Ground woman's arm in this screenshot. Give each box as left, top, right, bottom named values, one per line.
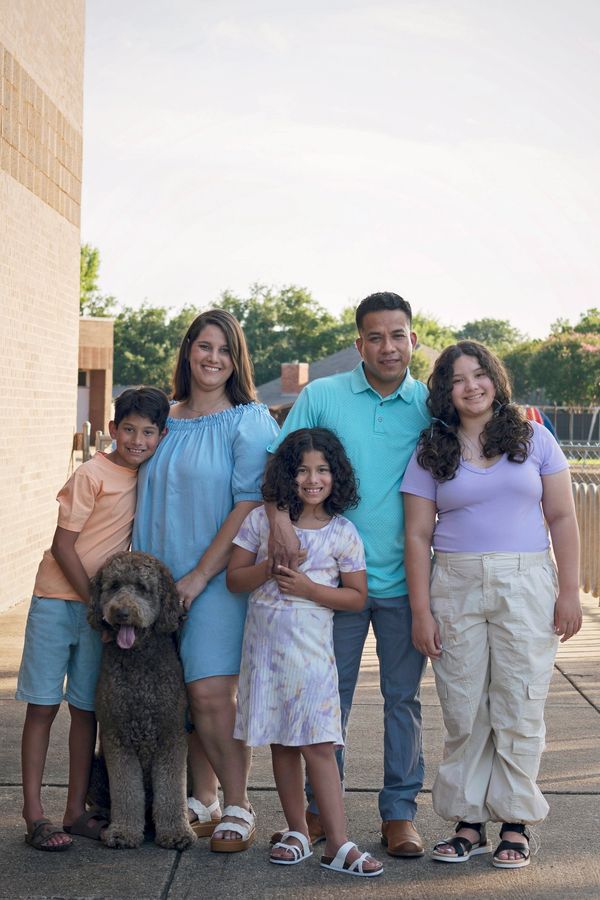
left=541, top=469, right=582, bottom=643
left=226, top=544, right=270, bottom=593
left=176, top=500, right=261, bottom=609
left=273, top=566, right=367, bottom=611
left=402, top=494, right=441, bottom=659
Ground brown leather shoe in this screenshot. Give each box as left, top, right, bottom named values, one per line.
left=381, top=819, right=425, bottom=857
left=270, top=809, right=326, bottom=846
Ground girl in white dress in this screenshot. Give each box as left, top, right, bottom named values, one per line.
left=227, top=427, right=383, bottom=877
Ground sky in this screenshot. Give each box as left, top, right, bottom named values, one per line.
left=81, top=0, right=600, bottom=339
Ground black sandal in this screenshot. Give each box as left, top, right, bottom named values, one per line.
left=492, top=822, right=531, bottom=869
left=432, top=821, right=491, bottom=863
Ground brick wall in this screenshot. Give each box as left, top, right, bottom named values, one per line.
left=0, top=1, right=84, bottom=611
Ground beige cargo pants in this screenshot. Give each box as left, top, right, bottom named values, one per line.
left=430, top=550, right=559, bottom=825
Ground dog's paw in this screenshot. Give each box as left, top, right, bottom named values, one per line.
left=102, top=823, right=144, bottom=849
left=155, top=824, right=197, bottom=851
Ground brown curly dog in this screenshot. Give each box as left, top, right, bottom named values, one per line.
left=88, top=551, right=196, bottom=850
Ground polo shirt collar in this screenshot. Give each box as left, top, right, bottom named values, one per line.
left=350, top=362, right=418, bottom=402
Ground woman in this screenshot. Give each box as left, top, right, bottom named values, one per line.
left=133, top=309, right=279, bottom=852
left=401, top=341, right=581, bottom=869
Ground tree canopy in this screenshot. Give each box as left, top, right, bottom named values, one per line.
left=456, top=317, right=526, bottom=354
left=218, top=284, right=356, bottom=385
left=80, top=244, right=116, bottom=316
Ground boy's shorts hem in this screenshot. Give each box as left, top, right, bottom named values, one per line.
left=14, top=688, right=96, bottom=712
left=16, top=595, right=102, bottom=712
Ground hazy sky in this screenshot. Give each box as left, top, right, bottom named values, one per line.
left=82, top=0, right=600, bottom=338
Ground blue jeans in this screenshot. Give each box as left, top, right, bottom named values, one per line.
left=306, top=594, right=426, bottom=821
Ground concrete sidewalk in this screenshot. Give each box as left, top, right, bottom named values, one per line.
left=1, top=594, right=599, bottom=899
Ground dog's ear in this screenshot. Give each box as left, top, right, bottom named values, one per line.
left=87, top=568, right=105, bottom=631
left=155, top=558, right=182, bottom=633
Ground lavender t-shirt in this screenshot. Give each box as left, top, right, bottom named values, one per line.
left=400, top=421, right=568, bottom=552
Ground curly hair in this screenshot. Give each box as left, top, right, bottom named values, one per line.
left=263, top=428, right=360, bottom=522
left=417, top=340, right=533, bottom=481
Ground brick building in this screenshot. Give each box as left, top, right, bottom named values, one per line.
left=0, top=1, right=85, bottom=611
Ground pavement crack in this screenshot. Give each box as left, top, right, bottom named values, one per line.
left=554, top=662, right=600, bottom=713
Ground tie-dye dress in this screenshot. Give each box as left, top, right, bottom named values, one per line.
left=233, top=505, right=366, bottom=747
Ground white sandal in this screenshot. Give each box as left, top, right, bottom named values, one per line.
left=270, top=830, right=313, bottom=866
left=210, top=805, right=256, bottom=853
left=320, top=841, right=384, bottom=877
left=187, top=797, right=221, bottom=837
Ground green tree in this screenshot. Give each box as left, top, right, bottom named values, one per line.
left=502, top=341, right=542, bottom=401
left=80, top=244, right=116, bottom=316
left=412, top=313, right=456, bottom=350
left=113, top=304, right=196, bottom=392
left=219, top=284, right=356, bottom=384
left=456, top=318, right=526, bottom=354
left=533, top=333, right=600, bottom=404
left=551, top=307, right=600, bottom=335
left=505, top=333, right=600, bottom=404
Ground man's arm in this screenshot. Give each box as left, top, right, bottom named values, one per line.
left=266, top=385, right=319, bottom=570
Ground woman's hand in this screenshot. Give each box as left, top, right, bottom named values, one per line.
left=411, top=609, right=442, bottom=659
left=176, top=570, right=209, bottom=611
left=553, top=589, right=583, bottom=642
left=274, top=564, right=313, bottom=600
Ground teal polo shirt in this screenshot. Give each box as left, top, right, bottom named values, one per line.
left=270, top=363, right=430, bottom=598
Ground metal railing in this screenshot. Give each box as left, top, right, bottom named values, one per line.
left=567, top=443, right=600, bottom=599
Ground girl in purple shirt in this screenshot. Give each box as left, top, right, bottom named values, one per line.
left=401, top=341, right=581, bottom=870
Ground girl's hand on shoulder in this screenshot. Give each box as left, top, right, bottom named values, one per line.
left=554, top=589, right=583, bottom=642
left=274, top=564, right=312, bottom=600
left=411, top=609, right=442, bottom=659
left=176, top=570, right=209, bottom=611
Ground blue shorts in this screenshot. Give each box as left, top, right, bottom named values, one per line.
left=15, top=596, right=103, bottom=711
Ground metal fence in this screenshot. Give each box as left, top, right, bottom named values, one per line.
left=538, top=406, right=600, bottom=442
left=566, top=442, right=600, bottom=599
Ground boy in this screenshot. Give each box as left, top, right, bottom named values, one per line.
left=16, top=387, right=169, bottom=851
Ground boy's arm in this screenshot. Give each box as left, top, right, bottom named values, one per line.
left=51, top=526, right=91, bottom=603
left=226, top=544, right=270, bottom=593
left=273, top=565, right=367, bottom=611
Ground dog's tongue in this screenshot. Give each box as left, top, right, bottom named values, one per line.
left=116, top=625, right=136, bottom=649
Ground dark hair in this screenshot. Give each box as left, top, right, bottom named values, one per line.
left=355, top=292, right=412, bottom=331
left=113, top=387, right=170, bottom=431
left=263, top=428, right=359, bottom=522
left=172, top=309, right=257, bottom=406
left=417, top=340, right=533, bottom=481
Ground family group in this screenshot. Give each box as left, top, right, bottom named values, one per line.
left=16, top=292, right=582, bottom=878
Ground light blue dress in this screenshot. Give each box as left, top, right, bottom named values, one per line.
left=132, top=403, right=279, bottom=682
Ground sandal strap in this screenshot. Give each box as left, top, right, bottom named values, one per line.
left=272, top=830, right=311, bottom=859
left=456, top=820, right=483, bottom=835
left=330, top=840, right=358, bottom=869
left=500, top=822, right=529, bottom=840
left=220, top=804, right=255, bottom=826
left=348, top=851, right=370, bottom=874
left=212, top=804, right=256, bottom=840
left=494, top=839, right=530, bottom=859
left=277, top=831, right=310, bottom=854
left=187, top=796, right=221, bottom=823
left=434, top=835, right=473, bottom=857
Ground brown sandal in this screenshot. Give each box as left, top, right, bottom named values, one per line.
left=25, top=818, right=72, bottom=852
left=63, top=809, right=109, bottom=840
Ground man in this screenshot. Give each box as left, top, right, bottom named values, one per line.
left=268, top=291, right=430, bottom=857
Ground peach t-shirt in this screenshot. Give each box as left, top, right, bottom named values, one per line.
left=33, top=452, right=137, bottom=602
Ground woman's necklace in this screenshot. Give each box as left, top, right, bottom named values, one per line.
left=458, top=428, right=484, bottom=460
left=184, top=396, right=230, bottom=416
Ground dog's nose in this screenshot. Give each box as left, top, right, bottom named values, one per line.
left=115, top=609, right=130, bottom=623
